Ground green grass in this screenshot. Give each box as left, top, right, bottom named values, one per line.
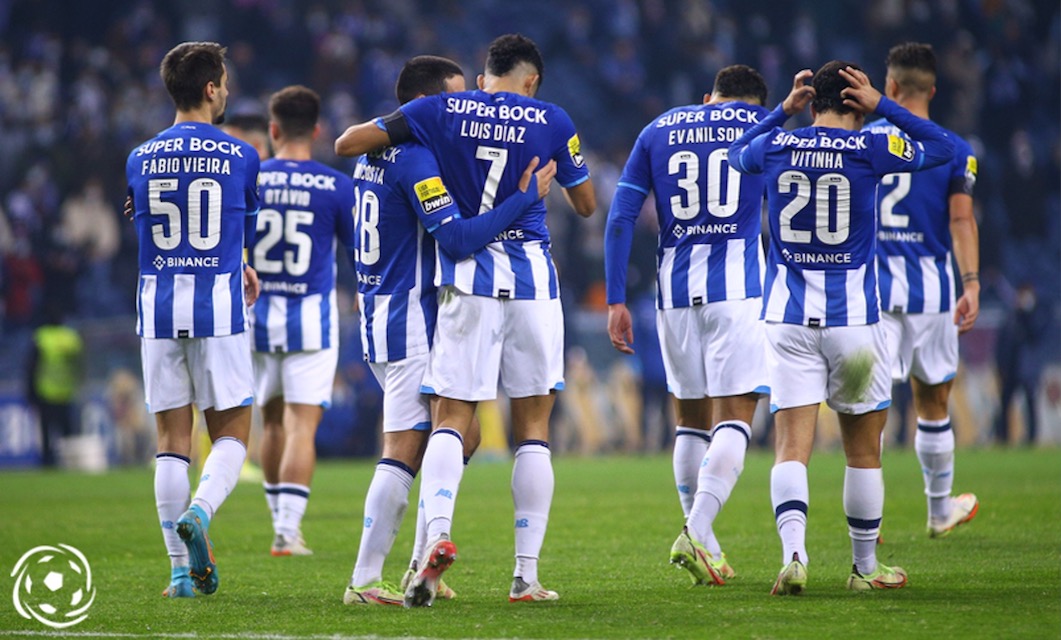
left=1, top=448, right=1059, bottom=638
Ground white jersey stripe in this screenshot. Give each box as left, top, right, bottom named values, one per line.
left=527, top=242, right=552, bottom=299
left=173, top=274, right=195, bottom=336
left=943, top=251, right=955, bottom=309
left=267, top=296, right=288, bottom=351
left=687, top=244, right=710, bottom=303
left=802, top=270, right=828, bottom=324
left=492, top=247, right=516, bottom=296
left=371, top=294, right=391, bottom=361
left=724, top=238, right=746, bottom=298
left=920, top=256, right=942, bottom=313
left=887, top=255, right=908, bottom=310
left=659, top=247, right=676, bottom=307
left=301, top=293, right=324, bottom=351
left=212, top=273, right=233, bottom=336
left=454, top=256, right=476, bottom=293
left=846, top=266, right=868, bottom=324
left=357, top=292, right=369, bottom=357
left=765, top=264, right=790, bottom=320
left=140, top=275, right=156, bottom=338
left=328, top=288, right=339, bottom=350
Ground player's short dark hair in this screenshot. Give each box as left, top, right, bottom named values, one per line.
left=224, top=113, right=269, bottom=136
left=812, top=60, right=863, bottom=116
left=396, top=55, right=464, bottom=105
left=485, top=34, right=544, bottom=87
left=160, top=42, right=226, bottom=112
left=269, top=85, right=320, bottom=139
left=713, top=65, right=767, bottom=106
left=886, top=42, right=936, bottom=94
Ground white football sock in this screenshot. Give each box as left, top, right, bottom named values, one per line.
left=512, top=441, right=553, bottom=585
left=276, top=483, right=310, bottom=539
left=351, top=459, right=413, bottom=587
left=409, top=494, right=426, bottom=569
left=420, top=429, right=465, bottom=543
left=190, top=436, right=246, bottom=521
left=771, top=460, right=809, bottom=567
left=155, top=453, right=190, bottom=569
left=915, top=418, right=955, bottom=522
left=687, top=421, right=749, bottom=557
left=673, top=426, right=710, bottom=518
left=844, top=466, right=884, bottom=575
left=263, top=482, right=280, bottom=525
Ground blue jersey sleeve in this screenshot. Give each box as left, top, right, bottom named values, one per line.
left=869, top=97, right=955, bottom=175
left=396, top=94, right=443, bottom=147
left=604, top=186, right=649, bottom=305
left=616, top=126, right=652, bottom=195
left=548, top=106, right=591, bottom=188
left=400, top=146, right=536, bottom=261
left=949, top=137, right=977, bottom=197
left=335, top=174, right=357, bottom=253
left=243, top=152, right=261, bottom=248
left=729, top=104, right=789, bottom=175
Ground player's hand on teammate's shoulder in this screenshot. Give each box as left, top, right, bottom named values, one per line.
left=243, top=264, right=260, bottom=306
left=607, top=303, right=635, bottom=355
left=782, top=70, right=816, bottom=117
left=519, top=156, right=557, bottom=201
left=839, top=66, right=882, bottom=114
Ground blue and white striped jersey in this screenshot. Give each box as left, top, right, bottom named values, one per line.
left=127, top=122, right=260, bottom=339
left=249, top=159, right=356, bottom=352
left=865, top=119, right=977, bottom=315
left=384, top=90, right=591, bottom=300
left=353, top=143, right=454, bottom=363
left=606, top=101, right=768, bottom=309
left=729, top=98, right=955, bottom=327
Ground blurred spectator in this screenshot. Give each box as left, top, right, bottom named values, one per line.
left=26, top=304, right=84, bottom=466
left=994, top=283, right=1051, bottom=445
left=59, top=177, right=120, bottom=317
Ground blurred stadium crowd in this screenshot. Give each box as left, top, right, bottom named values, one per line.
left=0, top=0, right=1057, bottom=464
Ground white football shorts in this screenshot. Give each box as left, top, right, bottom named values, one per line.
left=253, top=347, right=338, bottom=408
left=881, top=311, right=959, bottom=385
left=765, top=321, right=891, bottom=415
left=141, top=333, right=254, bottom=413
left=370, top=353, right=431, bottom=433
left=422, top=288, right=564, bottom=402
left=656, top=298, right=770, bottom=399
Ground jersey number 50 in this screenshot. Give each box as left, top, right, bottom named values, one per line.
left=148, top=178, right=221, bottom=250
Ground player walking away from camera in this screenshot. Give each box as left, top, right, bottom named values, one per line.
left=127, top=42, right=262, bottom=598
left=342, top=55, right=557, bottom=607
left=729, top=61, right=954, bottom=594
left=337, top=34, right=596, bottom=606
left=605, top=65, right=781, bottom=586
left=224, top=113, right=272, bottom=161
left=248, top=85, right=356, bottom=557
left=866, top=43, right=980, bottom=538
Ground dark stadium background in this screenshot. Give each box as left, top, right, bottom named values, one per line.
left=0, top=0, right=1057, bottom=467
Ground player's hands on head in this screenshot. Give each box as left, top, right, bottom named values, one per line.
left=607, top=303, right=635, bottom=355
left=782, top=70, right=816, bottom=116
left=243, top=264, right=260, bottom=306
left=839, top=66, right=882, bottom=114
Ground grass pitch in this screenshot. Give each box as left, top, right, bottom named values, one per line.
left=0, top=448, right=1058, bottom=638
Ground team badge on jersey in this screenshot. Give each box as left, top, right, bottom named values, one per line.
left=567, top=134, right=585, bottom=168
left=414, top=176, right=453, bottom=215
left=964, top=155, right=978, bottom=191
left=887, top=134, right=914, bottom=161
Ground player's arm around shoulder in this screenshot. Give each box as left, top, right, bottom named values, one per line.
left=335, top=119, right=392, bottom=157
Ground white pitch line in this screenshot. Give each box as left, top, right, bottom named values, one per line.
left=0, top=632, right=464, bottom=640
